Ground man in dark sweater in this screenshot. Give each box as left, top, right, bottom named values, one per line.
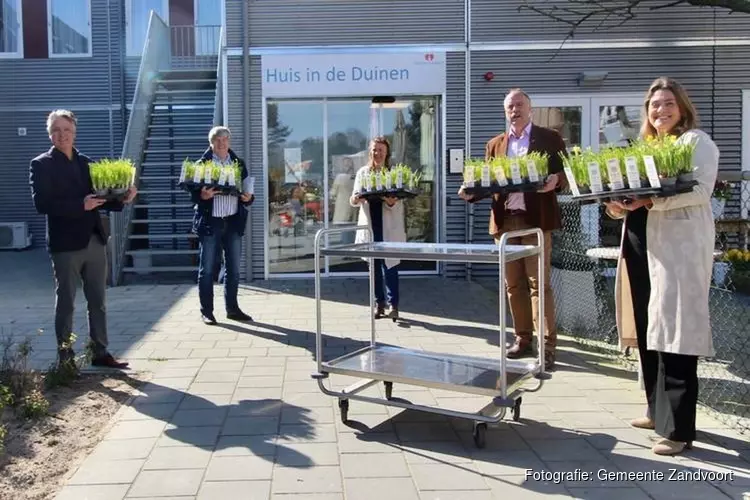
left=29, top=109, right=136, bottom=369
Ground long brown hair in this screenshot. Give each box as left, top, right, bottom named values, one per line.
left=368, top=136, right=391, bottom=170
left=639, top=77, right=699, bottom=139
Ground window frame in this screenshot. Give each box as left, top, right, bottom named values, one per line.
left=0, top=0, right=24, bottom=59
left=47, top=0, right=92, bottom=58
left=125, top=0, right=169, bottom=57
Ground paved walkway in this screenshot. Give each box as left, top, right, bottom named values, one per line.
left=0, top=249, right=748, bottom=500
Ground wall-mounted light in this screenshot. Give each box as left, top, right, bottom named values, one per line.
left=484, top=71, right=495, bottom=82
left=579, top=71, right=608, bottom=86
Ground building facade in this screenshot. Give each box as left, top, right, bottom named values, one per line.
left=1, top=0, right=749, bottom=284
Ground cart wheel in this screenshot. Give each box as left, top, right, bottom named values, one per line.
left=512, top=397, right=522, bottom=422
left=384, top=381, right=393, bottom=400
left=473, top=423, right=487, bottom=449
left=338, top=399, right=349, bottom=423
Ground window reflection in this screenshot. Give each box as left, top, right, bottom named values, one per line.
left=533, top=106, right=582, bottom=151
left=599, top=105, right=641, bottom=148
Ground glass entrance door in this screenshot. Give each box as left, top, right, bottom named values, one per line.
left=266, top=97, right=441, bottom=277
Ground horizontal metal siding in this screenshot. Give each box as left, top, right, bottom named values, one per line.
left=243, top=0, right=464, bottom=47
left=471, top=1, right=750, bottom=42
left=0, top=110, right=118, bottom=248
left=713, top=46, right=750, bottom=173
left=468, top=45, right=717, bottom=278
left=0, top=0, right=124, bottom=109
left=444, top=51, right=467, bottom=279
left=225, top=0, right=243, bottom=49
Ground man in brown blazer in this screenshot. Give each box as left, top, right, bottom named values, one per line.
left=459, top=88, right=567, bottom=370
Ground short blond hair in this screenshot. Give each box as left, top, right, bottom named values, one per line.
left=47, top=109, right=77, bottom=134
left=208, top=126, right=231, bottom=143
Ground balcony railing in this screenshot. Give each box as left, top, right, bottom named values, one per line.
left=170, top=25, right=221, bottom=68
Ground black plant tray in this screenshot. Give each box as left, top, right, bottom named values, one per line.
left=357, top=188, right=420, bottom=200
left=94, top=188, right=129, bottom=202
left=462, top=179, right=545, bottom=197
left=178, top=180, right=241, bottom=196
left=572, top=180, right=698, bottom=205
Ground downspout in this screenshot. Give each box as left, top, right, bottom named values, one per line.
left=242, top=0, right=252, bottom=282
left=465, top=0, right=473, bottom=281
left=119, top=0, right=127, bottom=137
left=106, top=0, right=114, bottom=157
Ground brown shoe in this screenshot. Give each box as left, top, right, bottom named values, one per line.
left=388, top=306, right=399, bottom=321
left=374, top=303, right=386, bottom=319
left=506, top=338, right=532, bottom=359
left=544, top=351, right=555, bottom=371
left=652, top=438, right=691, bottom=455
left=92, top=353, right=129, bottom=369
left=630, top=417, right=656, bottom=430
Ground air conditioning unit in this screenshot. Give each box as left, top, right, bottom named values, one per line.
left=0, top=222, right=33, bottom=250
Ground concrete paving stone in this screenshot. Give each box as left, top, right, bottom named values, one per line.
left=228, top=347, right=271, bottom=357
left=148, top=349, right=193, bottom=359
left=228, top=399, right=283, bottom=418
left=677, top=440, right=750, bottom=463
left=276, top=442, right=340, bottom=467
left=341, top=452, right=411, bottom=478
left=151, top=368, right=201, bottom=379
left=271, top=466, right=343, bottom=494
left=53, top=484, right=130, bottom=500
left=214, top=434, right=278, bottom=457
left=214, top=338, right=255, bottom=348
left=394, top=422, right=459, bottom=443
left=597, top=403, right=650, bottom=421
left=283, top=369, right=319, bottom=381
left=237, top=376, right=284, bottom=388
left=278, top=423, right=337, bottom=444
left=105, top=420, right=168, bottom=440
left=529, top=438, right=607, bottom=462
left=188, top=382, right=238, bottom=395
left=170, top=408, right=228, bottom=427
left=204, top=455, right=275, bottom=481
left=126, top=469, right=204, bottom=498
left=635, top=478, right=731, bottom=499
left=271, top=495, right=343, bottom=500
left=511, top=422, right=585, bottom=441
left=567, top=487, right=652, bottom=500
left=419, top=492, right=495, bottom=500
left=68, top=458, right=145, bottom=485
left=118, top=402, right=179, bottom=422
left=544, top=458, right=635, bottom=488
left=178, top=393, right=233, bottom=410
left=604, top=448, right=685, bottom=474
left=232, top=387, right=283, bottom=403
left=189, top=348, right=231, bottom=358
left=178, top=341, right=218, bottom=350
left=334, top=413, right=394, bottom=434
left=282, top=406, right=334, bottom=425
left=588, top=389, right=647, bottom=405
left=282, top=380, right=321, bottom=394
left=555, top=411, right=632, bottom=430
left=580, top=427, right=657, bottom=451
left=409, top=463, right=490, bottom=492
left=198, top=333, right=239, bottom=342
left=336, top=432, right=401, bottom=454
left=343, top=478, right=419, bottom=500
left=139, top=341, right=181, bottom=351
left=145, top=377, right=192, bottom=391
left=193, top=371, right=241, bottom=383
left=132, top=385, right=186, bottom=404
left=221, top=416, right=279, bottom=436
left=699, top=428, right=750, bottom=451
left=472, top=449, right=550, bottom=476
left=89, top=437, right=157, bottom=461
left=143, top=446, right=212, bottom=470
left=197, top=481, right=271, bottom=500
left=242, top=365, right=286, bottom=376
left=484, top=475, right=572, bottom=498
left=538, top=397, right=604, bottom=413
left=200, top=359, right=245, bottom=371
left=156, top=425, right=221, bottom=448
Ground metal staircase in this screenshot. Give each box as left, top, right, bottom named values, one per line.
left=122, top=69, right=217, bottom=281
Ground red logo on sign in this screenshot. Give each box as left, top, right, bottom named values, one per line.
left=424, top=53, right=434, bottom=62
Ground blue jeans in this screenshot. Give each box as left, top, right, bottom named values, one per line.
left=373, top=259, right=399, bottom=308
left=198, top=219, right=241, bottom=314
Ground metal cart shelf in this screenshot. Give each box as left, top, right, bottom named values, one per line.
left=311, top=227, right=550, bottom=448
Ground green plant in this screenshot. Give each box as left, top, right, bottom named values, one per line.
left=89, top=159, right=135, bottom=191
left=0, top=384, right=11, bottom=453
left=561, top=146, right=601, bottom=190
left=363, top=164, right=422, bottom=191
left=181, top=159, right=242, bottom=187
left=20, top=389, right=49, bottom=419
left=463, top=152, right=550, bottom=186
left=713, top=180, right=734, bottom=201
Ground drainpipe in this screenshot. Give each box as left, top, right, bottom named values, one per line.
left=465, top=0, right=473, bottom=281
left=106, top=0, right=114, bottom=157
left=242, top=0, right=252, bottom=282
left=118, top=0, right=127, bottom=138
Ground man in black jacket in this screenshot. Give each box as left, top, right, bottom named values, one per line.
left=189, top=126, right=254, bottom=325
left=29, top=109, right=136, bottom=369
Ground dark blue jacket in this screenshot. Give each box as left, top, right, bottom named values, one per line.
left=29, top=147, right=124, bottom=253
left=189, top=148, right=252, bottom=237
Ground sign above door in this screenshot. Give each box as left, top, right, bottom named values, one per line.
left=261, top=52, right=446, bottom=98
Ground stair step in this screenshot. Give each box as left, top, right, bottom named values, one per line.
left=155, top=88, right=215, bottom=95
left=142, top=162, right=186, bottom=167
left=153, top=100, right=214, bottom=106
left=144, top=150, right=203, bottom=155
left=147, top=136, right=208, bottom=141
left=129, top=234, right=198, bottom=240
left=150, top=112, right=214, bottom=118
left=132, top=218, right=193, bottom=223
left=135, top=204, right=193, bottom=209
left=127, top=249, right=198, bottom=256
left=149, top=123, right=210, bottom=129
left=123, top=266, right=198, bottom=273
left=156, top=78, right=216, bottom=84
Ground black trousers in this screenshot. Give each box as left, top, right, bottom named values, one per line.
left=624, top=208, right=699, bottom=443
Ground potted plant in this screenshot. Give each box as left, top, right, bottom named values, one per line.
left=89, top=158, right=135, bottom=200
left=722, top=249, right=750, bottom=294
left=561, top=146, right=599, bottom=194
left=711, top=180, right=733, bottom=220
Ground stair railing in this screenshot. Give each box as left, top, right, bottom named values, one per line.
left=109, top=10, right=171, bottom=286
left=213, top=26, right=225, bottom=126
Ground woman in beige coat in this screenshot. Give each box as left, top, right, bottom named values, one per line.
left=604, top=77, right=719, bottom=456
left=350, top=136, right=407, bottom=320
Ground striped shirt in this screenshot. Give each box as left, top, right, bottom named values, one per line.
left=211, top=153, right=239, bottom=218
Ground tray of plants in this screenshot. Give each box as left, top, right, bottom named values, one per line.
left=178, top=158, right=244, bottom=196
left=354, top=164, right=422, bottom=201
left=460, top=152, right=549, bottom=197
left=90, top=159, right=136, bottom=201
left=562, top=136, right=698, bottom=204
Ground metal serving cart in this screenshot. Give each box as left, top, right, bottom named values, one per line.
left=311, top=227, right=550, bottom=448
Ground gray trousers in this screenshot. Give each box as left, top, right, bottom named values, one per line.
left=50, top=235, right=108, bottom=357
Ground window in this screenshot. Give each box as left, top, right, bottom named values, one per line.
left=0, top=0, right=23, bottom=58
left=126, top=0, right=169, bottom=56
left=194, top=0, right=221, bottom=56
left=48, top=0, right=91, bottom=57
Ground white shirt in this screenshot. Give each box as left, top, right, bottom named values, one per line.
left=211, top=153, right=239, bottom=218
left=506, top=123, right=532, bottom=212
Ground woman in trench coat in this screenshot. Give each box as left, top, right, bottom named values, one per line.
left=350, top=136, right=407, bottom=320
left=604, top=76, right=719, bottom=456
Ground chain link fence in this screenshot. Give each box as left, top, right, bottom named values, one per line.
left=550, top=171, right=749, bottom=436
